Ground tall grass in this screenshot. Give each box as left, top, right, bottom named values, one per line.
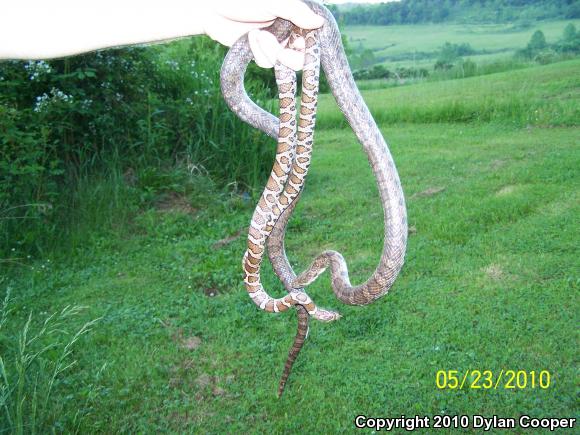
left=318, top=59, right=580, bottom=128
left=0, top=287, right=101, bottom=433
left=428, top=58, right=531, bottom=80
left=0, top=37, right=278, bottom=259
left=150, top=37, right=277, bottom=189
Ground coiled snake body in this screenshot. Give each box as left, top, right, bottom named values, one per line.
left=220, top=1, right=407, bottom=396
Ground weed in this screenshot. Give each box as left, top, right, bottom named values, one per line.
left=0, top=289, right=101, bottom=433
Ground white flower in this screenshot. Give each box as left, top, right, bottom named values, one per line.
left=164, top=59, right=180, bottom=71
left=33, top=87, right=73, bottom=112
left=24, top=60, right=52, bottom=81
left=81, top=99, right=93, bottom=110
left=33, top=93, right=50, bottom=112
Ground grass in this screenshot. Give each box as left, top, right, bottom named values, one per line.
left=319, top=59, right=580, bottom=127
left=0, top=58, right=578, bottom=432
left=345, top=19, right=580, bottom=69
left=0, top=291, right=102, bottom=433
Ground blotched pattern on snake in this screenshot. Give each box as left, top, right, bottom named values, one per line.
left=220, top=0, right=408, bottom=396
left=242, top=28, right=340, bottom=323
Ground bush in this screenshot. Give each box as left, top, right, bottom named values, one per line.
left=0, top=38, right=277, bottom=258
left=515, top=25, right=580, bottom=62
left=527, top=30, right=548, bottom=51
left=555, top=23, right=580, bottom=53
left=434, top=42, right=475, bottom=70
left=534, top=49, right=559, bottom=65
left=353, top=64, right=428, bottom=81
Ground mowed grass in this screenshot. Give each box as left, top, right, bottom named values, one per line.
left=1, top=61, right=579, bottom=432
left=345, top=20, right=580, bottom=68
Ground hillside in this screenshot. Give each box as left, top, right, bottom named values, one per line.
left=331, top=0, right=580, bottom=25
left=344, top=19, right=580, bottom=69
left=317, top=58, right=580, bottom=126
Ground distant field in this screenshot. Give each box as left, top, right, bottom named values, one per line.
left=344, top=20, right=580, bottom=69
left=318, top=59, right=580, bottom=127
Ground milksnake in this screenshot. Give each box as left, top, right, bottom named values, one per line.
left=242, top=28, right=340, bottom=324
left=220, top=0, right=408, bottom=396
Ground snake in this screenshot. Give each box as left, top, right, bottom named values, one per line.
left=241, top=27, right=340, bottom=323
left=220, top=0, right=408, bottom=396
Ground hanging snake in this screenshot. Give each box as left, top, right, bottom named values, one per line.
left=242, top=27, right=340, bottom=323
left=220, top=0, right=408, bottom=396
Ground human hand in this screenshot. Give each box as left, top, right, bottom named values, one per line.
left=203, top=0, right=325, bottom=70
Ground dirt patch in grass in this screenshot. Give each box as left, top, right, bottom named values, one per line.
left=160, top=320, right=203, bottom=351
left=195, top=373, right=212, bottom=388
left=412, top=186, right=446, bottom=198
left=484, top=263, right=504, bottom=280
left=212, top=228, right=246, bottom=249
left=182, top=336, right=202, bottom=350
left=490, top=159, right=507, bottom=170
left=172, top=329, right=202, bottom=351
left=482, top=261, right=520, bottom=284
left=155, top=192, right=198, bottom=215
left=496, top=185, right=517, bottom=196
left=193, top=374, right=228, bottom=398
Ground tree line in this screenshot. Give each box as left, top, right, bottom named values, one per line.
left=329, top=0, right=580, bottom=25
left=350, top=23, right=579, bottom=80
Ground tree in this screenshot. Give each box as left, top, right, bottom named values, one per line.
left=556, top=23, right=580, bottom=53
left=527, top=30, right=548, bottom=51
left=433, top=7, right=450, bottom=23
left=565, top=2, right=580, bottom=19
left=563, top=23, right=577, bottom=42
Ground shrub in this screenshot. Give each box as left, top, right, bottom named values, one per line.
left=527, top=30, right=548, bottom=51
left=0, top=38, right=277, bottom=257
left=555, top=23, right=580, bottom=53
left=515, top=25, right=580, bottom=62
left=434, top=42, right=475, bottom=70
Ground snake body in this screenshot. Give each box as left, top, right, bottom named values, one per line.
left=220, top=1, right=407, bottom=395
left=242, top=28, right=340, bottom=323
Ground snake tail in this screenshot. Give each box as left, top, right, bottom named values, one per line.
left=277, top=306, right=308, bottom=397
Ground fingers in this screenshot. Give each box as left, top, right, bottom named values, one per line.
left=248, top=29, right=279, bottom=68
left=266, top=0, right=325, bottom=29
left=211, top=0, right=325, bottom=29
left=205, top=0, right=322, bottom=70
left=248, top=29, right=304, bottom=70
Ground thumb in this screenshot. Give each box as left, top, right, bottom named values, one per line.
left=248, top=29, right=280, bottom=68
left=249, top=29, right=305, bottom=71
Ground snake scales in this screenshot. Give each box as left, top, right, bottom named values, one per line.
left=220, top=0, right=408, bottom=396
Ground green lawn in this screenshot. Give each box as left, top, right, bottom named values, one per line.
left=344, top=20, right=580, bottom=68
left=1, top=61, right=578, bottom=432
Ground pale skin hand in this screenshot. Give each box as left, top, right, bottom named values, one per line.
left=0, top=0, right=324, bottom=71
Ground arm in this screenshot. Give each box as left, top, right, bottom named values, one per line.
left=0, top=0, right=324, bottom=69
